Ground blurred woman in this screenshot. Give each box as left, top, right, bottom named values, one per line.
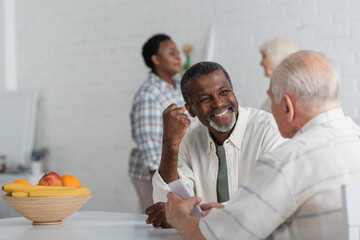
left=129, top=34, right=185, bottom=213
left=259, top=37, right=297, bottom=112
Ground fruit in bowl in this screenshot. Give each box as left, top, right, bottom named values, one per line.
left=1, top=193, right=92, bottom=225
left=38, top=172, right=63, bottom=186
left=1, top=173, right=92, bottom=225
left=61, top=174, right=82, bottom=188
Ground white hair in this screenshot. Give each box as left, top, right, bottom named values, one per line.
left=270, top=50, right=341, bottom=109
left=260, top=37, right=297, bottom=70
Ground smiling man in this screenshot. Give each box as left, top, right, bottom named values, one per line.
left=145, top=61, right=285, bottom=227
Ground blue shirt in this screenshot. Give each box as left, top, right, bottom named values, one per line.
left=129, top=73, right=185, bottom=180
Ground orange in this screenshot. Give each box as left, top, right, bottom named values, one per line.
left=61, top=175, right=82, bottom=188
left=13, top=179, right=31, bottom=185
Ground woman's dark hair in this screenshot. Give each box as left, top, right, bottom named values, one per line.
left=142, top=34, right=171, bottom=73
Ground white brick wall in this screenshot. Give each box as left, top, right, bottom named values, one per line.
left=0, top=2, right=5, bottom=89
left=6, top=0, right=360, bottom=213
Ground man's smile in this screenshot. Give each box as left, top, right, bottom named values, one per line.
left=212, top=108, right=229, bottom=117
left=208, top=105, right=234, bottom=119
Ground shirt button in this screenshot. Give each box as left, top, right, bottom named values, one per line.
left=212, top=191, right=215, bottom=196
left=212, top=165, right=217, bottom=169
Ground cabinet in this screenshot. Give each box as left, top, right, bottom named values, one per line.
left=0, top=90, right=38, bottom=172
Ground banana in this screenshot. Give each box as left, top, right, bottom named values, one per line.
left=11, top=191, right=28, bottom=197
left=28, top=188, right=91, bottom=197
left=2, top=183, right=75, bottom=194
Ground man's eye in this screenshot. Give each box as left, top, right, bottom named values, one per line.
left=200, top=97, right=210, bottom=103
left=220, top=90, right=230, bottom=95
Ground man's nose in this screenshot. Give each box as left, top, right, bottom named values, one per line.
left=212, top=96, right=223, bottom=107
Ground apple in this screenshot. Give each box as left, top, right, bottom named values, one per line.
left=38, top=171, right=63, bottom=186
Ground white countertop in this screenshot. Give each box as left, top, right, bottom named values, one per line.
left=0, top=211, right=181, bottom=240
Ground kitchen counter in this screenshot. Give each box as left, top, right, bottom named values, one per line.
left=0, top=211, right=181, bottom=240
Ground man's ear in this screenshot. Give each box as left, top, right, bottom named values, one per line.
left=283, top=94, right=295, bottom=122
left=151, top=55, right=160, bottom=67
left=185, top=103, right=196, bottom=118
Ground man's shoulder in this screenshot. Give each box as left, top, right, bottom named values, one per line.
left=260, top=115, right=360, bottom=167
left=259, top=136, right=305, bottom=166
left=242, top=107, right=274, bottom=121
left=239, top=107, right=277, bottom=129
left=262, top=127, right=359, bottom=165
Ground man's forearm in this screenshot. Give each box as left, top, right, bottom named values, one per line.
left=177, top=216, right=205, bottom=240
left=159, top=104, right=190, bottom=184
left=158, top=144, right=180, bottom=184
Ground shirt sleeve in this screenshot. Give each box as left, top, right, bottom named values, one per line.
left=199, top=155, right=297, bottom=239
left=131, top=93, right=163, bottom=171
left=152, top=138, right=196, bottom=203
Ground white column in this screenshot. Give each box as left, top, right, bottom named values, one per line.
left=4, top=0, right=17, bottom=91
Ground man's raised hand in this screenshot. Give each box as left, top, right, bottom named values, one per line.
left=162, top=104, right=191, bottom=147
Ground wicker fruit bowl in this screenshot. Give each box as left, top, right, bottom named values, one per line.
left=1, top=194, right=92, bottom=225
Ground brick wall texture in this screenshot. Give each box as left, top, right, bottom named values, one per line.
left=11, top=0, right=360, bottom=212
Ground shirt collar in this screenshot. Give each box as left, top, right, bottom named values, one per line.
left=149, top=73, right=180, bottom=90
left=294, top=108, right=344, bottom=136
left=206, top=106, right=248, bottom=153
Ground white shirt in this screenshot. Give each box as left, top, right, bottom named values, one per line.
left=199, top=108, right=360, bottom=240
left=153, top=106, right=285, bottom=203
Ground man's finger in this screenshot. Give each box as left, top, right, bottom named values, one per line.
left=146, top=211, right=158, bottom=224
left=145, top=202, right=164, bottom=215
left=201, top=210, right=211, bottom=217
left=146, top=211, right=157, bottom=224
left=186, top=196, right=202, bottom=206
left=169, top=106, right=187, bottom=116
left=150, top=209, right=162, bottom=222
left=175, top=106, right=187, bottom=113
left=163, top=103, right=178, bottom=115
left=146, top=207, right=165, bottom=223
left=152, top=217, right=166, bottom=228
left=184, top=118, right=191, bottom=127
left=199, top=202, right=217, bottom=211
left=145, top=205, right=155, bottom=215
left=199, top=203, right=212, bottom=211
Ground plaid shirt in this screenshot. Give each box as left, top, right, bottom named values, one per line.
left=129, top=73, right=185, bottom=180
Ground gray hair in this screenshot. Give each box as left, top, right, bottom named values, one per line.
left=181, top=61, right=233, bottom=105
left=260, top=37, right=297, bottom=70
left=270, top=50, right=341, bottom=109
